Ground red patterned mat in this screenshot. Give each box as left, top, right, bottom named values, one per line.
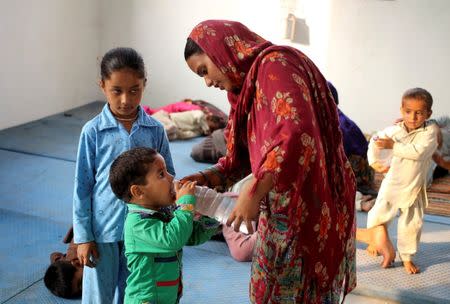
left=373, top=173, right=450, bottom=217
left=428, top=175, right=450, bottom=194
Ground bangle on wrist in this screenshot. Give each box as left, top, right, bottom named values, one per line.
left=198, top=171, right=211, bottom=187
left=206, top=166, right=226, bottom=186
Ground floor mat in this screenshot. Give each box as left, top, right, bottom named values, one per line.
left=2, top=103, right=449, bottom=304
left=182, top=246, right=251, bottom=304
left=0, top=102, right=104, bottom=162
left=0, top=210, right=69, bottom=303
left=355, top=212, right=450, bottom=303
left=170, top=138, right=210, bottom=178
left=0, top=150, right=74, bottom=222
left=194, top=239, right=231, bottom=256
left=0, top=101, right=209, bottom=179
left=4, top=243, right=251, bottom=304
left=374, top=172, right=450, bottom=217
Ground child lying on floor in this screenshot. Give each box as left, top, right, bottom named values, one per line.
left=143, top=100, right=227, bottom=141
left=197, top=174, right=258, bottom=262
left=44, top=227, right=83, bottom=298
left=151, top=109, right=223, bottom=140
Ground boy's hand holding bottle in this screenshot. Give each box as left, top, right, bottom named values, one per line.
left=371, top=136, right=393, bottom=173
left=175, top=180, right=197, bottom=200
left=374, top=136, right=394, bottom=149
left=174, top=180, right=197, bottom=212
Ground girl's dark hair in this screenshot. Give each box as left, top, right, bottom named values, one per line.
left=100, top=47, right=146, bottom=80
left=44, top=261, right=79, bottom=299
left=184, top=38, right=204, bottom=60
left=109, top=147, right=158, bottom=202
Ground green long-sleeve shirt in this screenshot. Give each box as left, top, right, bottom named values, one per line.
left=124, top=195, right=219, bottom=304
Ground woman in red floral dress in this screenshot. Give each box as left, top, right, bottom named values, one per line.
left=182, top=20, right=356, bottom=303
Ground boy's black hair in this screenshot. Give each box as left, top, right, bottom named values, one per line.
left=402, top=87, right=433, bottom=110
left=184, top=38, right=204, bottom=60
left=44, top=260, right=79, bottom=299
left=100, top=47, right=146, bottom=80
left=109, top=147, right=158, bottom=202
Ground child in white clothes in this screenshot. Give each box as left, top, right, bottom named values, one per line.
left=357, top=88, right=439, bottom=274
left=152, top=109, right=222, bottom=140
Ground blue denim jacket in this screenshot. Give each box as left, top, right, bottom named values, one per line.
left=73, top=104, right=175, bottom=243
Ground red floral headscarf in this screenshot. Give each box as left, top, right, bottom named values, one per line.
left=189, top=20, right=272, bottom=104
left=189, top=20, right=356, bottom=296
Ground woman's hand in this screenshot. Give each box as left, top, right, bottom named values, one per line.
left=227, top=189, right=260, bottom=234
left=175, top=180, right=197, bottom=200
left=77, top=241, right=99, bottom=268
left=180, top=172, right=207, bottom=186
left=226, top=173, right=274, bottom=234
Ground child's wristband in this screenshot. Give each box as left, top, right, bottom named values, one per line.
left=176, top=194, right=196, bottom=212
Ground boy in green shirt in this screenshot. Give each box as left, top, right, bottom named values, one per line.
left=109, top=147, right=219, bottom=304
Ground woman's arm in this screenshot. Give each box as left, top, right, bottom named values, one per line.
left=180, top=165, right=228, bottom=189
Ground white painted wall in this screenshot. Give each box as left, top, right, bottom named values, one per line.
left=2, top=0, right=448, bottom=133
left=0, top=0, right=102, bottom=130
left=99, top=0, right=282, bottom=115
left=326, top=0, right=450, bottom=133
left=98, top=0, right=332, bottom=116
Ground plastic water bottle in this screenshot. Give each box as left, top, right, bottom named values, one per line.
left=372, top=136, right=393, bottom=167
left=194, top=185, right=249, bottom=234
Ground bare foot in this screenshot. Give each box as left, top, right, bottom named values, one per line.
left=403, top=261, right=420, bottom=274
left=361, top=198, right=376, bottom=212
left=366, top=244, right=378, bottom=256
left=372, top=225, right=396, bottom=268
left=356, top=225, right=396, bottom=267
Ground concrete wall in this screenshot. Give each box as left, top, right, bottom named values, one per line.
left=1, top=0, right=448, bottom=132
left=326, top=0, right=450, bottom=132
left=98, top=0, right=291, bottom=116
left=0, top=0, right=102, bottom=130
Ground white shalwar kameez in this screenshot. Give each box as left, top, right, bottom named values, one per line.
left=367, top=122, right=438, bottom=261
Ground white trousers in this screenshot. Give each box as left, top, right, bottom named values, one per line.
left=367, top=193, right=425, bottom=261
